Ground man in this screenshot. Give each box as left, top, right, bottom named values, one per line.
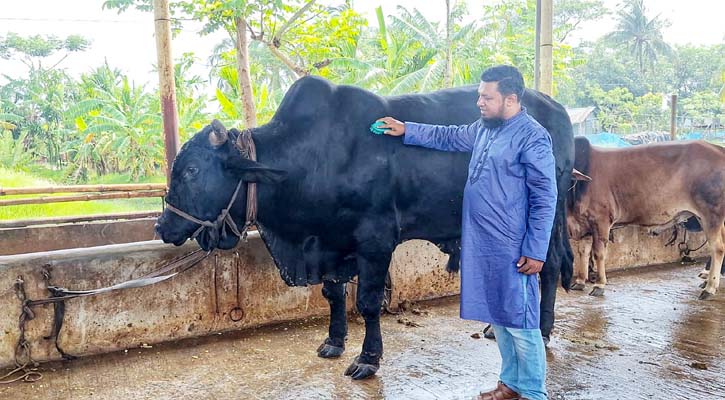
left=377, top=65, right=555, bottom=400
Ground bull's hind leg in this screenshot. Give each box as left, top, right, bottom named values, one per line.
left=571, top=236, right=593, bottom=291
left=589, top=226, right=610, bottom=297
left=317, top=280, right=347, bottom=358
left=700, top=223, right=725, bottom=300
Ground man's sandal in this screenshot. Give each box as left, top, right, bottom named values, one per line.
left=477, top=381, right=526, bottom=400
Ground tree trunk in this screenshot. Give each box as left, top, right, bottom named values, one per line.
left=444, top=0, right=453, bottom=88
left=234, top=16, right=257, bottom=128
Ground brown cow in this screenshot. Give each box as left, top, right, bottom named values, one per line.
left=567, top=137, right=725, bottom=299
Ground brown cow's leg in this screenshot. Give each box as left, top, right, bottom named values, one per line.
left=571, top=237, right=592, bottom=291
left=700, top=223, right=725, bottom=299
left=589, top=227, right=609, bottom=297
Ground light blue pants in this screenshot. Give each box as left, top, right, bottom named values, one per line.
left=492, top=325, right=548, bottom=400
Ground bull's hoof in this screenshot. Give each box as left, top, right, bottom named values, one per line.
left=317, top=338, right=345, bottom=358
left=570, top=282, right=585, bottom=291
left=589, top=287, right=605, bottom=297
left=483, top=324, right=496, bottom=340
left=698, top=270, right=709, bottom=280
left=542, top=335, right=550, bottom=347
left=698, top=290, right=714, bottom=300
left=699, top=281, right=707, bottom=289
left=344, top=356, right=379, bottom=380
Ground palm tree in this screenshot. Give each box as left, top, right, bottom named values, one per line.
left=605, top=0, right=672, bottom=75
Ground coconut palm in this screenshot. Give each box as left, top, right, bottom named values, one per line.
left=605, top=0, right=672, bottom=75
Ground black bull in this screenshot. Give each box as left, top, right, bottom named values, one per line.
left=155, top=76, right=574, bottom=379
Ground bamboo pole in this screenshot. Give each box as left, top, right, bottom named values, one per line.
left=154, top=0, right=180, bottom=184
left=0, top=212, right=162, bottom=229
left=534, top=0, right=541, bottom=90
left=0, top=184, right=167, bottom=196
left=0, top=190, right=167, bottom=207
left=535, top=0, right=553, bottom=95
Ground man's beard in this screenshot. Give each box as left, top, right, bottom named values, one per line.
left=481, top=116, right=504, bottom=129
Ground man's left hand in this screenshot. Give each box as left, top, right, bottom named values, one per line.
left=517, top=256, right=543, bottom=274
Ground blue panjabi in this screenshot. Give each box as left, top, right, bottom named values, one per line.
left=403, top=108, right=557, bottom=329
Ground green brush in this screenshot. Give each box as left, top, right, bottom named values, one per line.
left=369, top=121, right=391, bottom=135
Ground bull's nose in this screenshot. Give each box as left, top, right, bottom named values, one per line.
left=154, top=222, right=162, bottom=235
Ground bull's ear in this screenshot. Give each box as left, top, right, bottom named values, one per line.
left=232, top=159, right=287, bottom=184
left=209, top=119, right=229, bottom=148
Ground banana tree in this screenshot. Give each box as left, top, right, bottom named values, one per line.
left=68, top=64, right=163, bottom=180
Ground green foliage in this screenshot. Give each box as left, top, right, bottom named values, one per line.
left=0, top=130, right=34, bottom=170
left=587, top=84, right=636, bottom=132
left=681, top=91, right=724, bottom=121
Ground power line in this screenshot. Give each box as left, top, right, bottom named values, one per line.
left=0, top=17, right=148, bottom=24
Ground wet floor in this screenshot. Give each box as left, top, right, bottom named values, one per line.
left=1, top=261, right=723, bottom=399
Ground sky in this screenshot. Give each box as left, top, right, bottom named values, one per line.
left=0, top=0, right=723, bottom=87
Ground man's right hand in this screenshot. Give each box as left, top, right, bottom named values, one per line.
left=376, top=117, right=405, bottom=136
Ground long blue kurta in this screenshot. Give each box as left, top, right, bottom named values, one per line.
left=404, top=108, right=557, bottom=329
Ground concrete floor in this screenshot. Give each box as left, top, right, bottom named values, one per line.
left=1, top=261, right=723, bottom=400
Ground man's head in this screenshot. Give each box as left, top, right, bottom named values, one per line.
left=476, top=65, right=525, bottom=128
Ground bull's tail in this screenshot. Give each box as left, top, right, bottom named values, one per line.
left=539, top=196, right=574, bottom=339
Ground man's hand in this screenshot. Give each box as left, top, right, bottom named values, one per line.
left=376, top=117, right=405, bottom=136
left=517, top=256, right=544, bottom=275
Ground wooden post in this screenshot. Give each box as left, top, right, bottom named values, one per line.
left=154, top=0, right=180, bottom=185
left=535, top=0, right=553, bottom=95
left=234, top=16, right=258, bottom=129
left=670, top=94, right=678, bottom=141
left=444, top=0, right=453, bottom=88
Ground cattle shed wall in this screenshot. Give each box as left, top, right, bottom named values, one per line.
left=0, top=219, right=157, bottom=256
left=0, top=224, right=708, bottom=369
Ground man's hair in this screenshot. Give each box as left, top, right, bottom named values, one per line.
left=480, top=65, right=525, bottom=102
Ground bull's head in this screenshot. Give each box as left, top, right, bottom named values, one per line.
left=155, top=120, right=286, bottom=251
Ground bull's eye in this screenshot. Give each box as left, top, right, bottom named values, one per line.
left=185, top=166, right=199, bottom=178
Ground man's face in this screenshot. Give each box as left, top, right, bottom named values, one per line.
left=477, top=81, right=505, bottom=120
left=476, top=81, right=518, bottom=127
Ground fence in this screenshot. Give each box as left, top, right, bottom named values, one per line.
left=0, top=183, right=166, bottom=227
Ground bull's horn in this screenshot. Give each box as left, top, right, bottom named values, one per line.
left=209, top=119, right=229, bottom=147
left=572, top=168, right=592, bottom=182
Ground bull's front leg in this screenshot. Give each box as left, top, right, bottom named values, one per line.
left=700, top=225, right=725, bottom=300
left=571, top=236, right=593, bottom=291
left=589, top=226, right=610, bottom=297
left=344, top=251, right=391, bottom=380
left=317, top=280, right=347, bottom=358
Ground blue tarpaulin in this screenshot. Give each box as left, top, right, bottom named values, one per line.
left=582, top=131, right=725, bottom=147
left=583, top=132, right=631, bottom=147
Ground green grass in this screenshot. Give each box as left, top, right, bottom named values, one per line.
left=0, top=167, right=165, bottom=221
